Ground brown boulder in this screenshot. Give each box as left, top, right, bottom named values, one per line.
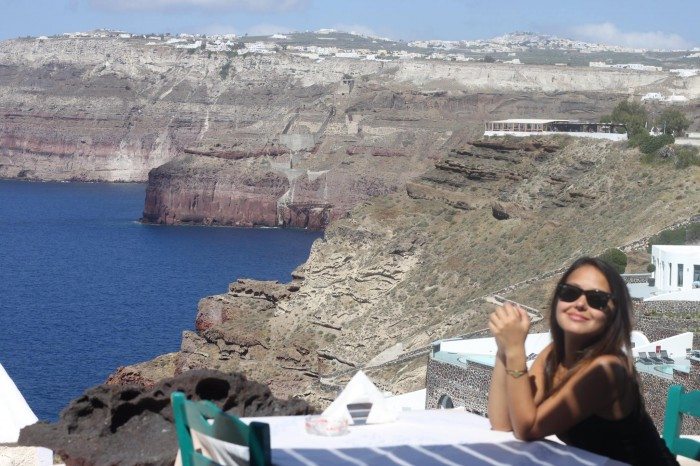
left=491, top=203, right=511, bottom=220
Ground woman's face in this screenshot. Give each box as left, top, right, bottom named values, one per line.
left=555, top=264, right=612, bottom=340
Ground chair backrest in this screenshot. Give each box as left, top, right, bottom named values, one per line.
left=171, top=392, right=271, bottom=466
left=660, top=350, right=670, bottom=358
left=663, top=385, right=700, bottom=460
left=638, top=352, right=646, bottom=358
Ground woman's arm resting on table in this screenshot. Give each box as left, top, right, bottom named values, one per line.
left=507, top=355, right=627, bottom=441
left=488, top=301, right=533, bottom=431
left=487, top=350, right=512, bottom=431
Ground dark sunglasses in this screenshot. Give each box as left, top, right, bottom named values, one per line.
left=556, top=283, right=613, bottom=311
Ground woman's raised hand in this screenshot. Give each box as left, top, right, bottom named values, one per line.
left=488, top=301, right=530, bottom=355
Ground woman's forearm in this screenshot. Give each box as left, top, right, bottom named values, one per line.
left=487, top=351, right=512, bottom=431
left=504, top=347, right=539, bottom=440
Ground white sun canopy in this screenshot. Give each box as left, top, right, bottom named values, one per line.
left=0, top=362, right=38, bottom=443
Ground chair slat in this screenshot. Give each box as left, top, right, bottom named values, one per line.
left=663, top=385, right=700, bottom=460
left=172, top=391, right=271, bottom=466
left=678, top=391, right=700, bottom=417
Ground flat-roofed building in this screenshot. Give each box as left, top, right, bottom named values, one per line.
left=484, top=119, right=627, bottom=141
left=652, top=245, right=700, bottom=294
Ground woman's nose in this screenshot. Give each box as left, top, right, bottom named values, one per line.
left=574, top=295, right=588, bottom=309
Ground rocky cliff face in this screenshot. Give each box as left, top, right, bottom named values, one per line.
left=110, top=137, right=699, bottom=406
left=2, top=36, right=695, bottom=226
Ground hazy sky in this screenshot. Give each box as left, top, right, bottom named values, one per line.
left=1, top=0, right=698, bottom=49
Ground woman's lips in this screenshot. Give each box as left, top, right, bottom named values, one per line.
left=567, top=312, right=589, bottom=322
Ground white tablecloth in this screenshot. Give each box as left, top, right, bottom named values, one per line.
left=245, top=410, right=627, bottom=466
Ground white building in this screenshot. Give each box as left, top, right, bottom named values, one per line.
left=175, top=40, right=202, bottom=50
left=484, top=119, right=628, bottom=141
left=641, top=92, right=664, bottom=101
left=589, top=62, right=662, bottom=72
left=641, top=92, right=689, bottom=104
left=651, top=245, right=700, bottom=292
left=432, top=331, right=693, bottom=372
left=670, top=69, right=699, bottom=78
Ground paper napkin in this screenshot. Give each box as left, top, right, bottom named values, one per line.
left=321, top=371, right=399, bottom=425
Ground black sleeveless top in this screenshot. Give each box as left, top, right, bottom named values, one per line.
left=559, top=404, right=679, bottom=466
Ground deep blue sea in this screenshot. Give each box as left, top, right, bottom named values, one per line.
left=0, top=180, right=322, bottom=421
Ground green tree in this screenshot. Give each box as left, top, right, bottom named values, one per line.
left=686, top=223, right=700, bottom=242
left=647, top=225, right=691, bottom=251
left=598, top=248, right=627, bottom=274
left=602, top=100, right=648, bottom=137
left=657, top=108, right=690, bottom=136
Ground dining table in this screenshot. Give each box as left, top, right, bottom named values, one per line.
left=244, top=409, right=627, bottom=465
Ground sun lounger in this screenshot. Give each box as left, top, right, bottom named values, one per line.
left=637, top=352, right=655, bottom=365
left=659, top=350, right=675, bottom=364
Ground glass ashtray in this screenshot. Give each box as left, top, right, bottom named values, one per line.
left=304, top=415, right=349, bottom=436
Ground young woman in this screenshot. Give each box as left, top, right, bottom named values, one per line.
left=487, top=257, right=678, bottom=465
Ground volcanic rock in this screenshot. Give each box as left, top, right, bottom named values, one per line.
left=19, top=369, right=313, bottom=466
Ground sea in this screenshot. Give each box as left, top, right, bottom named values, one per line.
left=0, top=180, right=322, bottom=421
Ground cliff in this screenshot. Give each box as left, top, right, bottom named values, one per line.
left=2, top=36, right=696, bottom=227
left=109, top=137, right=700, bottom=406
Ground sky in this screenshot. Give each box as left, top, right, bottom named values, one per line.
left=1, top=0, right=698, bottom=50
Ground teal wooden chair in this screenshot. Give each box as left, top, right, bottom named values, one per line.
left=171, top=391, right=272, bottom=466
left=663, top=385, right=700, bottom=460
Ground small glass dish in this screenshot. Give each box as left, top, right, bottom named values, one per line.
left=304, top=415, right=349, bottom=436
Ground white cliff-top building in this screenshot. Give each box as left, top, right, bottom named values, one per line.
left=484, top=119, right=627, bottom=141
left=589, top=62, right=663, bottom=72
left=641, top=92, right=689, bottom=104
left=651, top=245, right=700, bottom=296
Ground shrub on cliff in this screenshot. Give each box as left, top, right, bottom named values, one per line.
left=647, top=223, right=700, bottom=251
left=220, top=60, right=232, bottom=80
left=636, top=133, right=674, bottom=155
left=674, top=145, right=700, bottom=169
left=598, top=248, right=627, bottom=274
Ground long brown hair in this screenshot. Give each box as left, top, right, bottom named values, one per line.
left=543, top=257, right=638, bottom=398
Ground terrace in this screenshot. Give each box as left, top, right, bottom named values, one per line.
left=426, top=329, right=698, bottom=433
left=483, top=118, right=628, bottom=140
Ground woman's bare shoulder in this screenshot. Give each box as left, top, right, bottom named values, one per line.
left=576, top=354, right=631, bottom=389
left=588, top=354, right=629, bottom=372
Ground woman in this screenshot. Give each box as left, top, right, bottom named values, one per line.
left=487, top=257, right=678, bottom=465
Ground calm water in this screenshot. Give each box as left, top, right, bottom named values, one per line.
left=0, top=180, right=322, bottom=421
